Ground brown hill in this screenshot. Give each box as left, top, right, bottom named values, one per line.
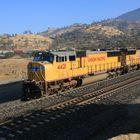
left=44, top=20, right=140, bottom=50
left=50, top=22, right=126, bottom=50
left=39, top=24, right=83, bottom=37
left=0, top=34, right=52, bottom=51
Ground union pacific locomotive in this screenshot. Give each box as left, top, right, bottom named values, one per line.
left=22, top=49, right=140, bottom=100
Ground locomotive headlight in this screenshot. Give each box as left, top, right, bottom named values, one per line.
left=31, top=65, right=44, bottom=72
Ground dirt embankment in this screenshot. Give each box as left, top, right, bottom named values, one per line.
left=0, top=58, right=30, bottom=84
left=110, top=134, right=140, bottom=140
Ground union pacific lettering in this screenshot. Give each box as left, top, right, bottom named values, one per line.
left=88, top=56, right=106, bottom=62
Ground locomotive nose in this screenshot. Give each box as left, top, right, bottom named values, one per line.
left=28, top=62, right=44, bottom=71
left=28, top=62, right=45, bottom=81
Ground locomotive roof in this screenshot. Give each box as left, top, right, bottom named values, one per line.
left=42, top=49, right=136, bottom=57
left=48, top=51, right=76, bottom=57
left=87, top=50, right=120, bottom=54
left=46, top=50, right=121, bottom=56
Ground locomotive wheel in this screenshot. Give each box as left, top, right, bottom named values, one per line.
left=76, top=78, right=83, bottom=87
left=21, top=87, right=32, bottom=101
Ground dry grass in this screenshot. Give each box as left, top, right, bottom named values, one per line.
left=0, top=34, right=52, bottom=51
left=84, top=24, right=124, bottom=37
left=110, top=134, right=140, bottom=140
left=0, top=58, right=30, bottom=83
left=11, top=34, right=52, bottom=51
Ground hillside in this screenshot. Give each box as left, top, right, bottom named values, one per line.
left=37, top=8, right=140, bottom=50
left=48, top=20, right=140, bottom=50
left=117, top=8, right=140, bottom=21
left=39, top=23, right=83, bottom=37
left=0, top=34, right=52, bottom=51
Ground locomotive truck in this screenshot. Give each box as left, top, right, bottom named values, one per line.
left=22, top=49, right=140, bottom=100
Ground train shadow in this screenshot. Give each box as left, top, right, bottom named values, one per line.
left=16, top=102, right=140, bottom=140
left=64, top=103, right=140, bottom=140
left=34, top=102, right=140, bottom=140
left=0, top=81, right=23, bottom=103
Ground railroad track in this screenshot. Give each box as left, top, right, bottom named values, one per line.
left=0, top=70, right=140, bottom=123
left=46, top=75, right=140, bottom=109
left=0, top=71, right=140, bottom=139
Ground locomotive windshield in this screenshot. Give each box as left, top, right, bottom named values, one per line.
left=33, top=52, right=54, bottom=63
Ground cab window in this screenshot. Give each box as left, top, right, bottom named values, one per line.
left=56, top=56, right=67, bottom=62
left=33, top=52, right=54, bottom=63
left=69, top=55, right=76, bottom=61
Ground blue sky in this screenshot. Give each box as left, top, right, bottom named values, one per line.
left=0, top=0, right=140, bottom=34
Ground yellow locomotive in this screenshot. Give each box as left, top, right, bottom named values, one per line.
left=22, top=49, right=140, bottom=99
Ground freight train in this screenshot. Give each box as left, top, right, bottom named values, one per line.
left=22, top=49, right=140, bottom=100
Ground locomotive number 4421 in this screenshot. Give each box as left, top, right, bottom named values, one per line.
left=57, top=63, right=66, bottom=69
